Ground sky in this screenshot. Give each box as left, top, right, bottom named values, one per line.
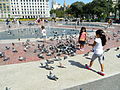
left=50, top=0, right=93, bottom=6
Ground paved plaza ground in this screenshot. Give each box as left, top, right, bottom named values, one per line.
left=0, top=47, right=120, bottom=90
left=0, top=21, right=120, bottom=90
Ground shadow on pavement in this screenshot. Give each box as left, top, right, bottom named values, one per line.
left=68, top=60, right=99, bottom=75
left=68, top=60, right=86, bottom=69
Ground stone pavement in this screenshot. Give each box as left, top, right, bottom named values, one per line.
left=0, top=47, right=120, bottom=90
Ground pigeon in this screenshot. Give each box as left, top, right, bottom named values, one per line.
left=12, top=43, right=15, bottom=46
left=83, top=52, right=90, bottom=57
left=40, top=63, right=45, bottom=68
left=5, top=46, right=10, bottom=50
left=7, top=31, right=12, bottom=35
left=56, top=52, right=61, bottom=56
left=3, top=57, right=10, bottom=61
left=47, top=71, right=58, bottom=81
left=63, top=55, right=68, bottom=60
left=36, top=40, right=42, bottom=42
left=33, top=49, right=37, bottom=53
left=23, top=47, right=27, bottom=52
left=49, top=45, right=54, bottom=50
left=0, top=52, right=5, bottom=58
left=46, top=59, right=54, bottom=64
left=12, top=48, right=18, bottom=53
left=116, top=39, right=119, bottom=42
left=18, top=38, right=20, bottom=41
left=116, top=54, right=120, bottom=58
left=37, top=54, right=44, bottom=59
left=26, top=39, right=30, bottom=43
left=32, top=43, right=35, bottom=46
left=37, top=44, right=40, bottom=49
left=51, top=51, right=55, bottom=55
left=70, top=52, right=76, bottom=56
left=54, top=56, right=62, bottom=61
left=58, top=62, right=66, bottom=68
left=49, top=38, right=54, bottom=41
left=25, top=45, right=30, bottom=49
left=18, top=56, right=26, bottom=61
left=115, top=47, right=119, bottom=51
left=104, top=48, right=110, bottom=52
left=46, top=52, right=52, bottom=56
left=5, top=87, right=11, bottom=90
left=45, top=63, right=54, bottom=70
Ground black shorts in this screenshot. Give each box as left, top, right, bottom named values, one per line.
left=79, top=41, right=86, bottom=45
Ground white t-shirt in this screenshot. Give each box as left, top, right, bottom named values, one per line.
left=41, top=29, right=46, bottom=36
left=93, top=38, right=103, bottom=54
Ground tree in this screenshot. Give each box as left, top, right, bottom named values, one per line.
left=50, top=8, right=65, bottom=18
left=91, top=0, right=113, bottom=18
left=83, top=2, right=94, bottom=19
left=66, top=1, right=85, bottom=18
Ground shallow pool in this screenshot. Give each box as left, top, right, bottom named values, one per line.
left=64, top=23, right=105, bottom=28
left=0, top=27, right=94, bottom=40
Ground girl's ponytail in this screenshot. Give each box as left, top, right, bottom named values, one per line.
left=96, top=29, right=107, bottom=46
left=101, top=34, right=107, bottom=46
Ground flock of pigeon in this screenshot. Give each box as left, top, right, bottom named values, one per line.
left=0, top=34, right=79, bottom=81
left=0, top=26, right=120, bottom=82
left=36, top=35, right=78, bottom=81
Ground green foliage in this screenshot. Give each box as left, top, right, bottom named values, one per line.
left=51, top=0, right=114, bottom=20
left=68, top=1, right=85, bottom=17
left=117, top=1, right=120, bottom=9
left=50, top=8, right=65, bottom=18
left=89, top=0, right=113, bottom=18
left=0, top=19, right=4, bottom=21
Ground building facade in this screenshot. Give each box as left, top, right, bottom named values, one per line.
left=0, top=0, right=50, bottom=18
left=51, top=0, right=61, bottom=10
left=0, top=0, right=10, bottom=18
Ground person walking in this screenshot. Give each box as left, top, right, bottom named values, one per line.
left=41, top=26, right=47, bottom=42
left=86, top=29, right=107, bottom=75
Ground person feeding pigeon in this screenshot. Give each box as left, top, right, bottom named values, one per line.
left=78, top=27, right=87, bottom=51
left=41, top=25, right=47, bottom=43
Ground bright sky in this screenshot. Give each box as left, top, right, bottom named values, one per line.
left=50, top=0, right=93, bottom=6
